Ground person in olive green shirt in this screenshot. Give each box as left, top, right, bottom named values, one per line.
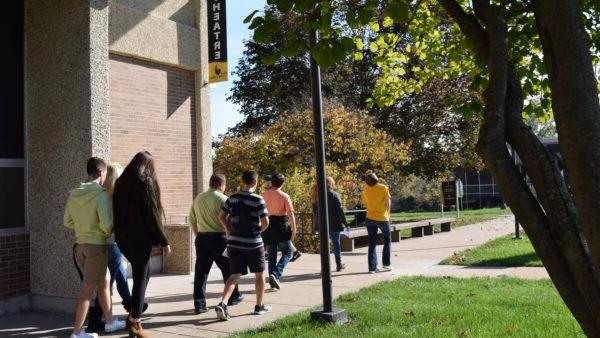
left=189, top=174, right=242, bottom=313
left=63, top=157, right=126, bottom=338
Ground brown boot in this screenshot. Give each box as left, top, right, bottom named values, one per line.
left=128, top=320, right=149, bottom=338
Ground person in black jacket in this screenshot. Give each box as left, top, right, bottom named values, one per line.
left=113, top=151, right=171, bottom=338
left=311, top=177, right=349, bottom=271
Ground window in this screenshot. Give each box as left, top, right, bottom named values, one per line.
left=0, top=1, right=24, bottom=230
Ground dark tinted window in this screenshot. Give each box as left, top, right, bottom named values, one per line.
left=0, top=167, right=25, bottom=228
left=0, top=1, right=24, bottom=159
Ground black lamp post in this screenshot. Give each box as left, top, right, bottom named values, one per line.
left=308, top=29, right=348, bottom=324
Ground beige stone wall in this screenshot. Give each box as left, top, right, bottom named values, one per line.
left=25, top=0, right=110, bottom=309
left=108, top=0, right=201, bottom=70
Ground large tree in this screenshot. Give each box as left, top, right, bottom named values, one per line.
left=246, top=0, right=600, bottom=334
left=228, top=6, right=480, bottom=177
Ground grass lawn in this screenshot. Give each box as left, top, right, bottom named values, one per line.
left=440, top=234, right=542, bottom=267
left=390, top=207, right=512, bottom=222
left=234, top=277, right=582, bottom=337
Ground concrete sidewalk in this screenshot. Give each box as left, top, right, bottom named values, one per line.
left=0, top=215, right=546, bottom=338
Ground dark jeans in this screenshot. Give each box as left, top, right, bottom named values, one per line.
left=118, top=244, right=152, bottom=319
left=88, top=244, right=131, bottom=324
left=268, top=240, right=293, bottom=279
left=330, top=231, right=341, bottom=258
left=193, top=233, right=240, bottom=310
left=366, top=219, right=391, bottom=271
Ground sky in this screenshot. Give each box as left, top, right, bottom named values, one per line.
left=210, top=0, right=266, bottom=137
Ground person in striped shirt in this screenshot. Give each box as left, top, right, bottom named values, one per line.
left=215, top=171, right=271, bottom=320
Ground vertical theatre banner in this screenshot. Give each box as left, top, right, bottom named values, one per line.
left=208, top=0, right=227, bottom=83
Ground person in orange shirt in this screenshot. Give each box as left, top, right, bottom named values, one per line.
left=361, top=171, right=393, bottom=273
left=261, top=173, right=297, bottom=289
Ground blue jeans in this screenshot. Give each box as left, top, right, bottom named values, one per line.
left=366, top=219, right=391, bottom=271
left=108, top=244, right=131, bottom=306
left=330, top=231, right=341, bottom=258
left=268, top=240, right=293, bottom=279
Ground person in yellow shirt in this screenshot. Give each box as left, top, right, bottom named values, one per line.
left=361, top=171, right=392, bottom=273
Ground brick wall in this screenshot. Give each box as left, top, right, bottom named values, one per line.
left=0, top=233, right=30, bottom=298
left=109, top=54, right=198, bottom=225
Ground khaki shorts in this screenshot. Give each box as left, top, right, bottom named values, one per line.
left=75, top=244, right=108, bottom=285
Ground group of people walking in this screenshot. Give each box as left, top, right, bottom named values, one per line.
left=63, top=152, right=393, bottom=337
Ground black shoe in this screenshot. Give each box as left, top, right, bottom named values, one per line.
left=227, top=294, right=244, bottom=306
left=269, top=274, right=281, bottom=289
left=290, top=251, right=302, bottom=262
left=86, top=320, right=105, bottom=333
left=194, top=307, right=209, bottom=314
left=215, top=302, right=230, bottom=321
left=253, top=304, right=272, bottom=315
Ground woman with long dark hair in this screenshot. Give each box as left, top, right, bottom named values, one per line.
left=113, top=151, right=171, bottom=338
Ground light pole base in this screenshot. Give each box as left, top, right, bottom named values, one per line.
left=310, top=308, right=348, bottom=324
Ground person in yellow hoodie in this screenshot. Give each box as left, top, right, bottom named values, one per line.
left=64, top=157, right=126, bottom=338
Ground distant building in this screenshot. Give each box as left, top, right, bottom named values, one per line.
left=453, top=139, right=561, bottom=210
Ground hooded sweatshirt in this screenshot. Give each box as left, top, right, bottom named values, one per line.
left=63, top=182, right=113, bottom=245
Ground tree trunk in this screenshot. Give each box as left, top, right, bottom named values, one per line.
left=436, top=0, right=600, bottom=334
left=534, top=0, right=600, bottom=283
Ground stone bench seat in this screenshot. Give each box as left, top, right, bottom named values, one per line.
left=340, top=218, right=456, bottom=252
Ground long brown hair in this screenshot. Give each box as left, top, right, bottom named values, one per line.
left=115, top=151, right=164, bottom=218
left=311, top=177, right=336, bottom=203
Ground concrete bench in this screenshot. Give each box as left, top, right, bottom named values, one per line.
left=339, top=218, right=456, bottom=252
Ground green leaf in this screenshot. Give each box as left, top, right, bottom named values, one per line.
left=385, top=0, right=410, bottom=24
left=243, top=10, right=259, bottom=24
left=370, top=22, right=380, bottom=32
left=358, top=8, right=374, bottom=26
left=262, top=51, right=282, bottom=65
left=253, top=23, right=274, bottom=43
left=248, top=16, right=264, bottom=30
left=369, top=42, right=379, bottom=52
left=340, top=37, right=355, bottom=52
left=354, top=52, right=364, bottom=61
left=354, top=37, right=364, bottom=49
left=382, top=16, right=394, bottom=28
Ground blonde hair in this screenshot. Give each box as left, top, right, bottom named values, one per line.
left=103, top=163, right=124, bottom=198
left=311, top=177, right=336, bottom=203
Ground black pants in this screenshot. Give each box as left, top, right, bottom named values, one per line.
left=194, top=233, right=240, bottom=309
left=118, top=244, right=152, bottom=319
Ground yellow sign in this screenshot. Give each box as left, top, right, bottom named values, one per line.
left=209, top=62, right=228, bottom=83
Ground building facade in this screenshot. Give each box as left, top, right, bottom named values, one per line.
left=0, top=0, right=212, bottom=315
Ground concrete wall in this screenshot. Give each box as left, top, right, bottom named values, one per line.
left=25, top=0, right=110, bottom=311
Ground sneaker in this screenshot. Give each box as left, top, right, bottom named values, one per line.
left=253, top=304, right=272, bottom=315
left=71, top=332, right=99, bottom=338
left=194, top=307, right=209, bottom=314
left=228, top=294, right=244, bottom=306
left=269, top=274, right=281, bottom=289
left=368, top=268, right=379, bottom=274
left=215, top=302, right=230, bottom=321
left=381, top=266, right=393, bottom=272
left=104, top=318, right=126, bottom=333
left=290, top=251, right=302, bottom=262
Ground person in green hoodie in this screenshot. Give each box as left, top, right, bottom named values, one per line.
left=64, top=157, right=126, bottom=338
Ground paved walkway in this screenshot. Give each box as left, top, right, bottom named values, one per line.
left=0, top=215, right=548, bottom=337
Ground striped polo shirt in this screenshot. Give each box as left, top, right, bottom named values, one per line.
left=222, top=191, right=268, bottom=250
